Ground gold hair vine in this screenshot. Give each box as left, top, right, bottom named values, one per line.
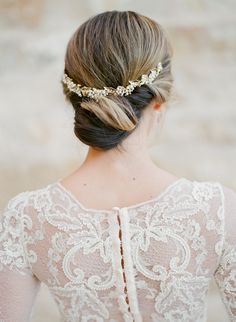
left=62, top=62, right=163, bottom=102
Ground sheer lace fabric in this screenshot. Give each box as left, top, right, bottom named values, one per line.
left=0, top=177, right=236, bottom=322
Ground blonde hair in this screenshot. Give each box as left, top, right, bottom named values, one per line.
left=62, top=10, right=174, bottom=150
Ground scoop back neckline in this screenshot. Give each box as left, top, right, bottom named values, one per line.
left=53, top=177, right=188, bottom=214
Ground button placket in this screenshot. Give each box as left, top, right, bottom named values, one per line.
left=118, top=208, right=142, bottom=322
left=108, top=208, right=133, bottom=321
left=110, top=207, right=142, bottom=322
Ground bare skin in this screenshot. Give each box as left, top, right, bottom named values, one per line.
left=59, top=100, right=180, bottom=211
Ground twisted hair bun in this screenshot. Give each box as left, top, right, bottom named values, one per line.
left=62, top=10, right=174, bottom=151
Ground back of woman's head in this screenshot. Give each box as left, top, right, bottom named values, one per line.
left=62, top=10, right=174, bottom=151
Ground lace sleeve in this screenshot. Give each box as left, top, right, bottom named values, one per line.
left=214, top=184, right=236, bottom=321
left=0, top=192, right=40, bottom=322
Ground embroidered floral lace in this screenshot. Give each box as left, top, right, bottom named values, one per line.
left=0, top=178, right=236, bottom=322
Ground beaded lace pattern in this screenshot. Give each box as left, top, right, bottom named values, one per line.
left=1, top=177, right=236, bottom=322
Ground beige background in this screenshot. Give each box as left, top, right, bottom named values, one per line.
left=0, top=0, right=235, bottom=321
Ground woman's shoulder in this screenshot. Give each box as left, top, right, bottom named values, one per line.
left=181, top=178, right=236, bottom=221
left=168, top=177, right=236, bottom=214
left=180, top=176, right=235, bottom=194
left=0, top=182, right=56, bottom=216
left=190, top=178, right=236, bottom=200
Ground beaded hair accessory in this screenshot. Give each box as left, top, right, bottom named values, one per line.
left=62, top=62, right=163, bottom=102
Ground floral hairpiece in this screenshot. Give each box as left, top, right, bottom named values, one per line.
left=62, top=61, right=163, bottom=102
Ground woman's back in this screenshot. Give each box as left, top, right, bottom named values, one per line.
left=1, top=176, right=236, bottom=322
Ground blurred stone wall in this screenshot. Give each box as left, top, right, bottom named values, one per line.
left=0, top=0, right=235, bottom=321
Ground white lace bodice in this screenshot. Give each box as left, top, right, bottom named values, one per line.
left=0, top=177, right=236, bottom=322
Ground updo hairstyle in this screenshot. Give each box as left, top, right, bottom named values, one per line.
left=62, top=10, right=174, bottom=151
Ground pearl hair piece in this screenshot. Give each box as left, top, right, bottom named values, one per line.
left=62, top=62, right=163, bottom=102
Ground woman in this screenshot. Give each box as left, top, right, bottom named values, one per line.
left=0, top=10, right=235, bottom=322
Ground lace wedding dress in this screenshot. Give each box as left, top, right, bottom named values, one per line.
left=0, top=177, right=236, bottom=322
